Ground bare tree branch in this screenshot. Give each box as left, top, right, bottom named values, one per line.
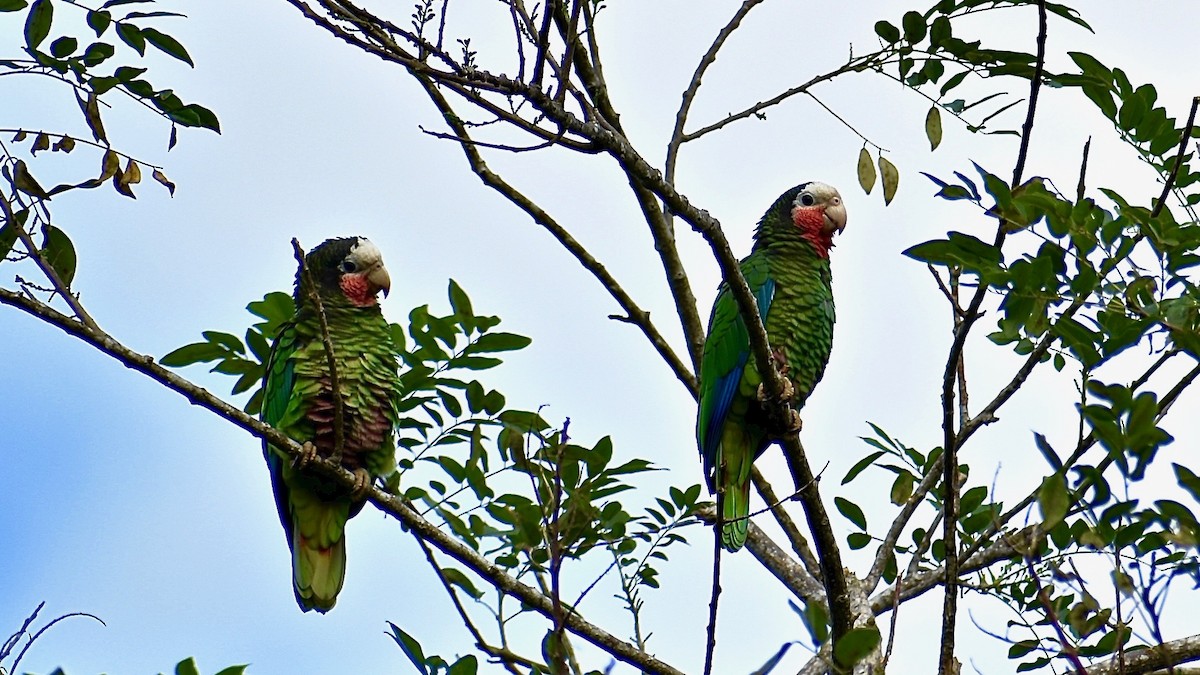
left=753, top=468, right=822, bottom=579
left=1086, top=633, right=1200, bottom=675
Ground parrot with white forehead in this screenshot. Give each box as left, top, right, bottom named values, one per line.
left=261, top=236, right=399, bottom=611
left=697, top=182, right=847, bottom=552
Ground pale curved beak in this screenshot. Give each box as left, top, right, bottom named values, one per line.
left=367, top=263, right=392, bottom=297
left=824, top=198, right=847, bottom=234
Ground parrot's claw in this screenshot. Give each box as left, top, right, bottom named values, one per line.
left=350, top=468, right=372, bottom=501
left=785, top=409, right=803, bottom=433
left=293, top=441, right=319, bottom=469
left=756, top=377, right=796, bottom=403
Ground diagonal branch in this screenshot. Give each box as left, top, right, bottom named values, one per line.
left=664, top=0, right=768, bottom=190
left=0, top=287, right=686, bottom=675
left=0, top=187, right=100, bottom=332
left=411, top=71, right=698, bottom=394
left=414, top=536, right=540, bottom=674
left=752, top=468, right=822, bottom=579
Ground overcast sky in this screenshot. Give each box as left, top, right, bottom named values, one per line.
left=3, top=1, right=1199, bottom=673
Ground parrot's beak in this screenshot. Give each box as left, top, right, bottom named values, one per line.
left=824, top=197, right=847, bottom=235
left=367, top=263, right=392, bottom=298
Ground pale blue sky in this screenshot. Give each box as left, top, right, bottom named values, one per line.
left=3, top=1, right=1199, bottom=673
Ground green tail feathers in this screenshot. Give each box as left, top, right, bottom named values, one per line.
left=290, top=488, right=350, bottom=613
left=720, top=477, right=752, bottom=552
left=294, top=530, right=346, bottom=613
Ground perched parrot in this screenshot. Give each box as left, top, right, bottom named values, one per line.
left=261, top=236, right=399, bottom=612
left=696, top=182, right=847, bottom=552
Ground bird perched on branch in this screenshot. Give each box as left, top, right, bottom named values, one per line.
left=697, top=183, right=847, bottom=552
left=261, top=236, right=399, bottom=612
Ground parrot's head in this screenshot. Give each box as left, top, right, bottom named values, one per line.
left=300, top=236, right=392, bottom=308
left=767, top=181, right=846, bottom=258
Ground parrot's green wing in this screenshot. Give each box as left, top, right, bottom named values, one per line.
left=697, top=254, right=775, bottom=551
left=697, top=253, right=774, bottom=481
left=261, top=321, right=299, bottom=553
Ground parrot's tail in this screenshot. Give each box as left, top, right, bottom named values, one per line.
left=291, top=500, right=349, bottom=613
left=719, top=474, right=752, bottom=552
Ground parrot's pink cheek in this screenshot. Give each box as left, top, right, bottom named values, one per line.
left=340, top=274, right=378, bottom=307
left=790, top=206, right=834, bottom=259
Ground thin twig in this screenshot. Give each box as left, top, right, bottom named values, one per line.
left=1076, top=136, right=1091, bottom=201
left=664, top=0, right=767, bottom=192
left=10, top=609, right=105, bottom=673
left=703, top=508, right=722, bottom=675
left=0, top=187, right=100, bottom=332
left=752, top=468, right=822, bottom=579
left=1151, top=96, right=1200, bottom=219
left=1023, top=554, right=1087, bottom=673
left=409, top=74, right=699, bottom=395
left=415, top=536, right=538, bottom=675
left=290, top=238, right=345, bottom=463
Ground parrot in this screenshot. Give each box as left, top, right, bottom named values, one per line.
left=696, top=182, right=847, bottom=552
left=260, top=236, right=399, bottom=612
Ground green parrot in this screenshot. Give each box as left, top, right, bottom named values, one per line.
left=697, top=182, right=847, bottom=552
left=261, top=236, right=399, bottom=612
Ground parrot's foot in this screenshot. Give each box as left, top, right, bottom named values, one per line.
left=349, top=468, right=372, bottom=501
left=756, top=377, right=796, bottom=403
left=293, top=441, right=319, bottom=469
left=785, top=409, right=803, bottom=433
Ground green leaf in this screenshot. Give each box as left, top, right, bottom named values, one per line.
left=81, top=41, right=114, bottom=65
left=1034, top=433, right=1062, bottom=471
left=1117, top=92, right=1147, bottom=132
left=874, top=20, right=899, bottom=44
left=87, top=9, right=111, bottom=35
left=441, top=567, right=483, bottom=600
left=160, top=341, right=225, bottom=366
left=24, top=0, right=52, bottom=49
left=833, top=626, right=881, bottom=667
left=901, top=11, right=926, bottom=44
left=842, top=449, right=884, bottom=484
left=141, top=26, right=193, bottom=65
left=175, top=657, right=200, bottom=675
left=388, top=622, right=430, bottom=674
left=213, top=667, right=249, bottom=675
left=0, top=0, right=29, bottom=11
left=929, top=16, right=951, bottom=47
left=0, top=214, right=21, bottom=260
left=447, top=655, right=478, bottom=675
left=925, top=106, right=942, bottom=151
left=49, top=35, right=76, bottom=58
left=469, top=331, right=531, bottom=353
left=856, top=147, right=875, bottom=195
left=116, top=22, right=145, bottom=54
left=1175, top=464, right=1200, bottom=504
left=41, top=225, right=77, bottom=286
left=890, top=471, right=914, bottom=505
left=847, top=532, right=872, bottom=550
left=834, top=496, right=867, bottom=530
left=879, top=156, right=899, bottom=205
left=1038, top=472, right=1068, bottom=527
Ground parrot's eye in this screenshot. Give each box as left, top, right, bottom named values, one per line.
left=799, top=193, right=816, bottom=207
left=340, top=260, right=358, bottom=273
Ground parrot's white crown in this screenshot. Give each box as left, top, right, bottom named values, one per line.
left=348, top=237, right=383, bottom=267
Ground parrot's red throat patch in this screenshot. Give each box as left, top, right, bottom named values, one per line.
left=791, top=206, right=835, bottom=259
left=340, top=274, right=379, bottom=307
